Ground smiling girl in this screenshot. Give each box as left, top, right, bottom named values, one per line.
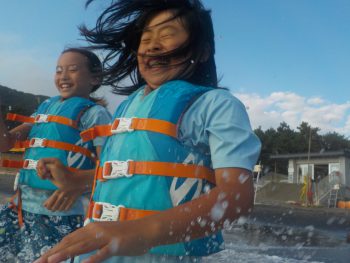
left=0, top=48, right=111, bottom=262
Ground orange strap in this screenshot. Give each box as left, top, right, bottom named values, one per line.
left=9, top=147, right=25, bottom=153
left=6, top=113, right=78, bottom=129
left=88, top=201, right=157, bottom=221
left=97, top=160, right=216, bottom=184
left=0, top=159, right=24, bottom=169
left=0, top=159, right=80, bottom=173
left=81, top=118, right=177, bottom=142
left=14, top=138, right=95, bottom=160
left=6, top=113, right=34, bottom=123
left=8, top=190, right=24, bottom=228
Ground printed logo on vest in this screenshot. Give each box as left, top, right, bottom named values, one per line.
left=169, top=153, right=203, bottom=206
left=67, top=138, right=89, bottom=168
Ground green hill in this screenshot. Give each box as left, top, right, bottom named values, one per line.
left=0, top=84, right=49, bottom=128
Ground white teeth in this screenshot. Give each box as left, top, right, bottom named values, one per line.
left=148, top=59, right=168, bottom=67
left=61, top=84, right=70, bottom=89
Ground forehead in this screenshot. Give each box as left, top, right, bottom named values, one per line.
left=57, top=51, right=88, bottom=65
left=143, top=10, right=186, bottom=31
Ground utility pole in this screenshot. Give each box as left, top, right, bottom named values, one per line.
left=306, top=126, right=312, bottom=206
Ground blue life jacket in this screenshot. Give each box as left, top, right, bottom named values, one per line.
left=19, top=96, right=96, bottom=190
left=90, top=80, right=224, bottom=256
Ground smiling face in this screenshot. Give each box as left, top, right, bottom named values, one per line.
left=55, top=51, right=98, bottom=99
left=137, top=10, right=190, bottom=91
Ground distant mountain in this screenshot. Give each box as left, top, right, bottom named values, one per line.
left=0, top=84, right=49, bottom=128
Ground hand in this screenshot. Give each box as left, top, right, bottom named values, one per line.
left=37, top=158, right=76, bottom=191
left=34, top=220, right=151, bottom=263
left=44, top=189, right=84, bottom=211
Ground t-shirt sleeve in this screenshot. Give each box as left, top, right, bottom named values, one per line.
left=181, top=89, right=261, bottom=170
left=79, top=105, right=112, bottom=147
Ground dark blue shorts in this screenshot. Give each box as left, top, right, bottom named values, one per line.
left=0, top=203, right=83, bottom=262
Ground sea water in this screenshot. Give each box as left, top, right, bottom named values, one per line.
left=204, top=220, right=350, bottom=263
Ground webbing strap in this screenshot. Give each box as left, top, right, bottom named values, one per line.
left=80, top=118, right=177, bottom=142
left=6, top=113, right=78, bottom=129
left=87, top=201, right=157, bottom=222
left=0, top=159, right=24, bottom=169
left=13, top=138, right=96, bottom=160
left=0, top=158, right=80, bottom=173
left=8, top=190, right=24, bottom=228
left=97, top=160, right=216, bottom=184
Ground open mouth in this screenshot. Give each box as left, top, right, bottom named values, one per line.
left=146, top=57, right=170, bottom=68
left=60, top=83, right=72, bottom=89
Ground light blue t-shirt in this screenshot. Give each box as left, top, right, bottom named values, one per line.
left=179, top=88, right=261, bottom=171
left=21, top=104, right=112, bottom=216
left=76, top=88, right=261, bottom=263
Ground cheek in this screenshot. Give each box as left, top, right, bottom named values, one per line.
left=54, top=77, right=59, bottom=85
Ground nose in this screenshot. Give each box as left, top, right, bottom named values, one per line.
left=59, top=69, right=69, bottom=80
left=147, top=37, right=162, bottom=53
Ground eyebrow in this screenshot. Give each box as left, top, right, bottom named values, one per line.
left=142, top=15, right=181, bottom=33
left=143, top=26, right=181, bottom=39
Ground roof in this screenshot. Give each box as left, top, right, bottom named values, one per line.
left=270, top=149, right=350, bottom=160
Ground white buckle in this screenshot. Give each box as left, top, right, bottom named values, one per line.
left=111, top=118, right=134, bottom=134
left=29, top=138, right=46, bottom=148
left=35, top=114, right=49, bottom=123
left=83, top=218, right=91, bottom=226
left=103, top=160, right=133, bottom=179
left=23, top=159, right=38, bottom=170
left=13, top=172, right=20, bottom=191
left=92, top=202, right=125, bottom=221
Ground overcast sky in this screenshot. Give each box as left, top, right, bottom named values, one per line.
left=0, top=0, right=349, bottom=136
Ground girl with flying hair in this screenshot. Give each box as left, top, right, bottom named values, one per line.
left=35, top=0, right=261, bottom=262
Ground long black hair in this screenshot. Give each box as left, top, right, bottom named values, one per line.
left=81, top=0, right=217, bottom=95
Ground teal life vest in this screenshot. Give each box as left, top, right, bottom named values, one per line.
left=88, top=80, right=224, bottom=256
left=19, top=96, right=96, bottom=190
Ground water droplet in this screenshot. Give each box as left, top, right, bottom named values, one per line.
left=236, top=207, right=241, bottom=214
left=235, top=193, right=241, bottom=200
left=109, top=238, right=119, bottom=253
left=238, top=173, right=250, bottom=184
left=210, top=203, right=225, bottom=221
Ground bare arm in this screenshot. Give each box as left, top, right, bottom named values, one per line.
left=38, top=146, right=102, bottom=211
left=34, top=167, right=254, bottom=263
left=0, top=120, right=31, bottom=152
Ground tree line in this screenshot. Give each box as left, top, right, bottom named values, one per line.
left=254, top=121, right=350, bottom=174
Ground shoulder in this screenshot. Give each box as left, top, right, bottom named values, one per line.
left=80, top=104, right=112, bottom=129
left=199, top=88, right=245, bottom=107
left=85, top=104, right=111, bottom=115
left=185, top=88, right=249, bottom=125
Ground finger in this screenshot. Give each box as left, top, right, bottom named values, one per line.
left=81, top=245, right=113, bottom=263
left=44, top=192, right=59, bottom=211
left=62, top=198, right=75, bottom=211
left=47, top=238, right=104, bottom=263
left=46, top=191, right=69, bottom=212
left=50, top=193, right=67, bottom=211
left=57, top=196, right=73, bottom=211
left=37, top=160, right=50, bottom=179
left=35, top=228, right=86, bottom=262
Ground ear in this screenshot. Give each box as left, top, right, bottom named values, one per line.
left=199, top=43, right=211, bottom=63
left=90, top=76, right=102, bottom=87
